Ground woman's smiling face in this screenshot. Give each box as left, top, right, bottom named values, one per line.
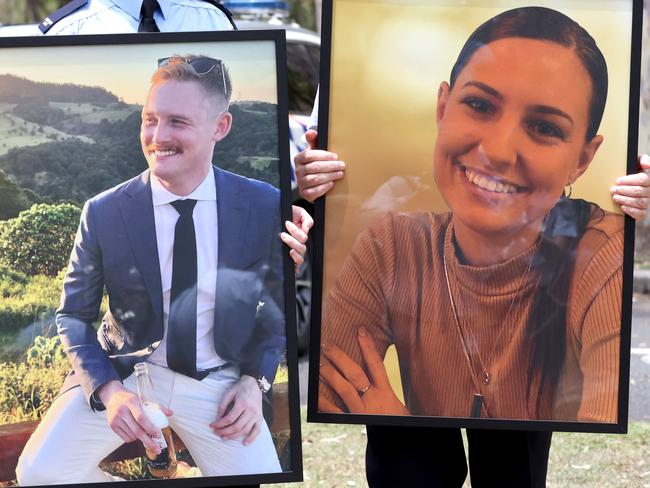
left=433, top=37, right=603, bottom=247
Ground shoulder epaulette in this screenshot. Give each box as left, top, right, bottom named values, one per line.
left=201, top=0, right=238, bottom=30
left=39, top=0, right=89, bottom=34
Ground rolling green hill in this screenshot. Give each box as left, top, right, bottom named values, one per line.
left=0, top=75, right=281, bottom=214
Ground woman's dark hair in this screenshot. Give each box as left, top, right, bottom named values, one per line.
left=449, top=6, right=608, bottom=141
left=449, top=7, right=608, bottom=417
left=529, top=197, right=597, bottom=417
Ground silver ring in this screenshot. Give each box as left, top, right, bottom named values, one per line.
left=359, top=384, right=371, bottom=395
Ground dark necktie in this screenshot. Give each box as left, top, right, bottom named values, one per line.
left=166, top=199, right=198, bottom=377
left=138, top=0, right=160, bottom=32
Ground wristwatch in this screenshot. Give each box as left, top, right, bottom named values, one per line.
left=256, top=375, right=272, bottom=393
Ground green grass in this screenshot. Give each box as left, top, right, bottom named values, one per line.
left=635, top=260, right=650, bottom=270
left=79, top=109, right=138, bottom=124
left=0, top=113, right=93, bottom=155
left=269, top=410, right=650, bottom=488
left=548, top=423, right=650, bottom=487
left=49, top=102, right=140, bottom=122
left=49, top=102, right=97, bottom=114
left=270, top=409, right=367, bottom=488
left=0, top=329, right=22, bottom=362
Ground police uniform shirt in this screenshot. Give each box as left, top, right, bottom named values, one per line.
left=44, top=0, right=234, bottom=35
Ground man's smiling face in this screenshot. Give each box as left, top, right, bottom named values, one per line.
left=140, top=79, right=230, bottom=193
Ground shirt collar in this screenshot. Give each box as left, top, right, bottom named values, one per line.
left=151, top=166, right=216, bottom=207
left=110, top=0, right=169, bottom=21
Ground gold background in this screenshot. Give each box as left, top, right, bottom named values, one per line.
left=321, top=0, right=634, bottom=401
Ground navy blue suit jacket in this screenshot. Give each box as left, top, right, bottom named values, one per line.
left=56, top=167, right=286, bottom=409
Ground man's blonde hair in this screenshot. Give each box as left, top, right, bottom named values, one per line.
left=151, top=55, right=232, bottom=111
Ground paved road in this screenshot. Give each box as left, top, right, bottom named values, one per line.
left=298, top=294, right=650, bottom=420
left=630, top=294, right=650, bottom=421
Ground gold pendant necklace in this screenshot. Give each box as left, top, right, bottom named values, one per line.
left=442, top=248, right=535, bottom=417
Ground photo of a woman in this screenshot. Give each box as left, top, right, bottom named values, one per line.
left=316, top=6, right=630, bottom=423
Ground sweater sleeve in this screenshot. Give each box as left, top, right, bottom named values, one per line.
left=319, top=214, right=397, bottom=410
left=570, top=222, right=624, bottom=423
left=575, top=269, right=621, bottom=422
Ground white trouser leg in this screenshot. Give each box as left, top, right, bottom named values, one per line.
left=148, top=364, right=281, bottom=476
left=16, top=364, right=281, bottom=485
left=15, top=384, right=125, bottom=486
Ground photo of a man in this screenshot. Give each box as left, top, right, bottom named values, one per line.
left=12, top=53, right=288, bottom=484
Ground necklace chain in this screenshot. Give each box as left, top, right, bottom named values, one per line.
left=442, top=243, right=535, bottom=413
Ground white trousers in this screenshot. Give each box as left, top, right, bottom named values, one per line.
left=16, top=363, right=281, bottom=485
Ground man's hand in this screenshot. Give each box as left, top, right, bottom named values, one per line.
left=611, top=154, right=650, bottom=221
left=282, top=205, right=314, bottom=269
left=295, top=129, right=345, bottom=202
left=97, top=380, right=173, bottom=453
left=210, top=375, right=263, bottom=446
left=319, top=328, right=409, bottom=415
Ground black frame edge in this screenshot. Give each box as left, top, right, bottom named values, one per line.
left=307, top=0, right=641, bottom=435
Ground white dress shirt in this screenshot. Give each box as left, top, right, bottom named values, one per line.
left=45, top=0, right=234, bottom=35
left=147, top=166, right=226, bottom=371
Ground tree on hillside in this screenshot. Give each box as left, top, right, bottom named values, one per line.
left=0, top=112, right=147, bottom=204
left=0, top=203, right=80, bottom=276
left=216, top=102, right=280, bottom=186
left=0, top=169, right=39, bottom=220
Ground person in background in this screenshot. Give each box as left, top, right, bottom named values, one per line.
left=38, top=0, right=236, bottom=35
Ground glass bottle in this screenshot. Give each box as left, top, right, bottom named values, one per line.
left=134, top=362, right=178, bottom=479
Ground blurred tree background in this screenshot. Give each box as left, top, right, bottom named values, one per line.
left=287, top=0, right=319, bottom=32
left=0, top=0, right=67, bottom=25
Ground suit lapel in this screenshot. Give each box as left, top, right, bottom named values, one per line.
left=119, top=171, right=163, bottom=328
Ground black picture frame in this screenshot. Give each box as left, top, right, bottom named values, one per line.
left=0, top=30, right=302, bottom=487
left=308, top=0, right=642, bottom=433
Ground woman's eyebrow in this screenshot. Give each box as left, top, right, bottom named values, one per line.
left=462, top=81, right=575, bottom=126
left=529, top=105, right=574, bottom=126
left=462, top=81, right=503, bottom=100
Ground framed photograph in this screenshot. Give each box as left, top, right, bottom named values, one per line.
left=308, top=0, right=642, bottom=433
left=0, top=31, right=302, bottom=486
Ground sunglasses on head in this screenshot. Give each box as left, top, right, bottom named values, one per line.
left=157, top=56, right=227, bottom=98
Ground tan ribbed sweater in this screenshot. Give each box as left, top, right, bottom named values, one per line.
left=321, top=210, right=623, bottom=422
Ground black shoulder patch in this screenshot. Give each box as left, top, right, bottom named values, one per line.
left=39, top=0, right=89, bottom=34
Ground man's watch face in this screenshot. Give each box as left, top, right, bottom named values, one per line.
left=258, top=375, right=272, bottom=393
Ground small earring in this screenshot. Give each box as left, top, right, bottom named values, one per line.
left=565, top=184, right=572, bottom=198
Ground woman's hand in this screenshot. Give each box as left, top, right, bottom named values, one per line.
left=610, top=154, right=650, bottom=221
left=319, top=327, right=409, bottom=415
left=295, top=129, right=346, bottom=202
